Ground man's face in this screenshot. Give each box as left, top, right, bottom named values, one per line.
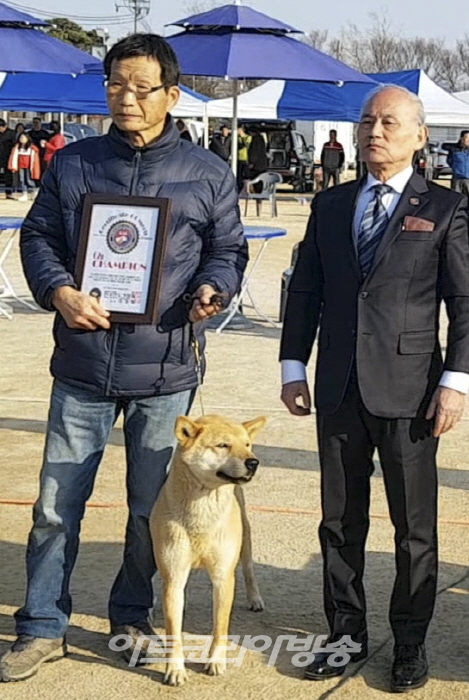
left=0, top=125, right=5, bottom=134
left=461, top=133, right=469, bottom=148
left=33, top=120, right=41, bottom=131
left=330, top=131, right=337, bottom=142
left=107, top=56, right=180, bottom=139
left=221, top=127, right=230, bottom=138
left=357, top=89, right=427, bottom=172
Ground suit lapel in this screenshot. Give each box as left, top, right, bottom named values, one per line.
left=337, top=178, right=363, bottom=283
left=365, top=172, right=430, bottom=282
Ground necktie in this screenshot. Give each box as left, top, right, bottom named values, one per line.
left=357, top=184, right=393, bottom=277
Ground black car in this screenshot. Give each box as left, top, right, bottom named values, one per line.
left=242, top=121, right=315, bottom=192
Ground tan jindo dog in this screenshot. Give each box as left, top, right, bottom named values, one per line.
left=149, top=414, right=266, bottom=686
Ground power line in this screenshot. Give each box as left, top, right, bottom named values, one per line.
left=115, top=0, right=151, bottom=34
left=5, top=0, right=133, bottom=22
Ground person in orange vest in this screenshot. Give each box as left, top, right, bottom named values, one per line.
left=42, top=120, right=66, bottom=167
left=8, top=133, right=41, bottom=201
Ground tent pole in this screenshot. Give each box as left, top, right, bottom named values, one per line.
left=231, top=79, right=238, bottom=177
left=60, top=112, right=65, bottom=131
left=203, top=104, right=209, bottom=149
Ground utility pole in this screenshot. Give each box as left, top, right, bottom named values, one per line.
left=115, top=0, right=151, bottom=34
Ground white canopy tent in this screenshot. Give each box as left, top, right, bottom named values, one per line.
left=206, top=70, right=469, bottom=126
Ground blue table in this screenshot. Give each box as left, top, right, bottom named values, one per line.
left=215, top=225, right=287, bottom=333
left=0, top=216, right=37, bottom=318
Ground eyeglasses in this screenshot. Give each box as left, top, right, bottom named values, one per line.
left=104, top=79, right=167, bottom=100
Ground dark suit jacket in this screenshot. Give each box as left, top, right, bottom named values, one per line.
left=280, top=172, right=469, bottom=418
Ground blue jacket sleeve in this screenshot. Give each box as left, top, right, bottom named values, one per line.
left=189, top=166, right=248, bottom=299
left=20, top=162, right=76, bottom=311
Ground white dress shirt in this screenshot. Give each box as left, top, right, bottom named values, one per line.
left=282, top=166, right=469, bottom=394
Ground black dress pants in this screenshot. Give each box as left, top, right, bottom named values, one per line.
left=316, top=372, right=438, bottom=645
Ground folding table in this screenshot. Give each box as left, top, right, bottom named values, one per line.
left=215, top=225, right=287, bottom=333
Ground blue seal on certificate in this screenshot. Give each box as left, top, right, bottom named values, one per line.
left=107, top=220, right=139, bottom=254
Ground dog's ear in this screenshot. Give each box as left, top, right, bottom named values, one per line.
left=175, top=416, right=202, bottom=444
left=242, top=416, right=267, bottom=439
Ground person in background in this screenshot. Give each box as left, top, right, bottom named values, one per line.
left=248, top=127, right=269, bottom=193
left=209, top=123, right=231, bottom=162
left=176, top=118, right=192, bottom=142
left=42, top=120, right=66, bottom=167
left=27, top=117, right=50, bottom=181
left=237, top=124, right=252, bottom=192
left=448, top=130, right=469, bottom=194
left=0, top=118, right=16, bottom=199
left=8, top=133, right=40, bottom=201
left=320, top=129, right=345, bottom=188
left=15, top=123, right=25, bottom=141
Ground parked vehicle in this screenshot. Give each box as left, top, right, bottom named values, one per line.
left=242, top=121, right=315, bottom=192
left=415, top=141, right=452, bottom=180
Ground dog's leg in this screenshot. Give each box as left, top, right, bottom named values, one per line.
left=235, top=486, right=264, bottom=611
left=204, top=568, right=236, bottom=677
left=161, top=566, right=191, bottom=687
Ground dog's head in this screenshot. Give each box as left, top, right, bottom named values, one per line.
left=174, top=414, right=266, bottom=489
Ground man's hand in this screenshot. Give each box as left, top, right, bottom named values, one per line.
left=189, top=284, right=223, bottom=323
left=281, top=381, right=312, bottom=416
left=53, top=286, right=111, bottom=331
left=425, top=386, right=466, bottom=437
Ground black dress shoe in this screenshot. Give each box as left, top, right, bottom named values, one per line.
left=304, top=633, right=368, bottom=681
left=391, top=644, right=428, bottom=693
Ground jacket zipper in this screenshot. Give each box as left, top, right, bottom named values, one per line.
left=104, top=149, right=142, bottom=395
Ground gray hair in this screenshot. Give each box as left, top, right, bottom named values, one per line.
left=360, top=84, right=426, bottom=126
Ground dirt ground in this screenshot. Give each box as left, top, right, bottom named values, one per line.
left=0, top=189, right=468, bottom=700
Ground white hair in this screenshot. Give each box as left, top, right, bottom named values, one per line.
left=360, top=84, right=426, bottom=126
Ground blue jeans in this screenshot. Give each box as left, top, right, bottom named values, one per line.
left=15, top=379, right=194, bottom=639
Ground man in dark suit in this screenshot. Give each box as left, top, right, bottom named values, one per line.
left=280, top=86, right=469, bottom=692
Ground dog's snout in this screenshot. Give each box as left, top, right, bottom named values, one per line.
left=245, top=458, right=259, bottom=474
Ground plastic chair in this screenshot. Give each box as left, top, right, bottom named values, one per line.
left=243, top=172, right=283, bottom=217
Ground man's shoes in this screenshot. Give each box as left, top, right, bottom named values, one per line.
left=110, top=619, right=158, bottom=665
left=391, top=644, right=428, bottom=693
left=0, top=635, right=67, bottom=682
left=304, top=633, right=368, bottom=681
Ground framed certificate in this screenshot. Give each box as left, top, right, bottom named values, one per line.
left=75, top=194, right=171, bottom=324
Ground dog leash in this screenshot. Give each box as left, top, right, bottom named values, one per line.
left=184, top=291, right=228, bottom=418
left=191, top=329, right=205, bottom=416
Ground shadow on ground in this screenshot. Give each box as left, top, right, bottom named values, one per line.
left=0, top=540, right=468, bottom=688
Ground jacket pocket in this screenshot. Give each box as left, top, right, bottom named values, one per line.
left=398, top=231, right=435, bottom=241
left=398, top=330, right=436, bottom=354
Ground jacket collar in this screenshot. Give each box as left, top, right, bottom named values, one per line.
left=107, top=115, right=181, bottom=161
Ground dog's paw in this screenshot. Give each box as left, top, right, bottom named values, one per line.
left=204, top=660, right=227, bottom=677
left=163, top=663, right=187, bottom=686
left=247, top=591, right=265, bottom=612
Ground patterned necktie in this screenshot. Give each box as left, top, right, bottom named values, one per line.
left=357, top=184, right=394, bottom=277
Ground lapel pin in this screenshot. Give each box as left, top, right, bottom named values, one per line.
left=409, top=197, right=420, bottom=205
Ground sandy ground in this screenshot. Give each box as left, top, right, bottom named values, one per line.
left=0, top=186, right=468, bottom=699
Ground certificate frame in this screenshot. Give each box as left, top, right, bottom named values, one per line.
left=75, top=193, right=171, bottom=324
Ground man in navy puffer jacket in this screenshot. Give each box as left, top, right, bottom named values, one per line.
left=0, top=34, right=247, bottom=682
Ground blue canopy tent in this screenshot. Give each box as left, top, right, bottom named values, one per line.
left=166, top=2, right=374, bottom=172
left=0, top=1, right=101, bottom=75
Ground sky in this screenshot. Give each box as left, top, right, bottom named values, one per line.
left=14, top=0, right=467, bottom=45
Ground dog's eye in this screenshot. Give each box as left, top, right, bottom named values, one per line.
left=217, top=443, right=230, bottom=449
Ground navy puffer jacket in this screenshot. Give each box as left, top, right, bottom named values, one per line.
left=20, top=118, right=247, bottom=397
